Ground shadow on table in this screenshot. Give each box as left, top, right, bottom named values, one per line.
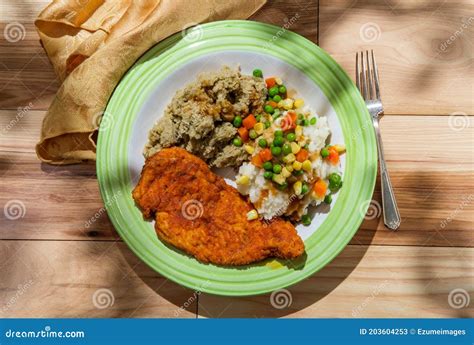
left=119, top=227, right=375, bottom=318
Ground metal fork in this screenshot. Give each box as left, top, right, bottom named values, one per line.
left=356, top=50, right=401, bottom=230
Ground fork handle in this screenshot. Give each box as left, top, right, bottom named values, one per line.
left=372, top=116, right=401, bottom=230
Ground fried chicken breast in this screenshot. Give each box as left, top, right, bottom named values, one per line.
left=132, top=147, right=305, bottom=266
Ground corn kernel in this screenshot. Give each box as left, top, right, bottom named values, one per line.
left=282, top=98, right=294, bottom=110
left=294, top=98, right=305, bottom=108
left=333, top=144, right=346, bottom=154
left=244, top=144, right=254, bottom=154
left=295, top=125, right=303, bottom=136
left=302, top=160, right=312, bottom=172
left=247, top=209, right=258, bottom=220
left=285, top=164, right=294, bottom=172
left=272, top=174, right=286, bottom=185
left=254, top=122, right=264, bottom=135
left=282, top=153, right=296, bottom=163
left=275, top=77, right=283, bottom=85
left=292, top=161, right=302, bottom=171
left=293, top=181, right=302, bottom=195
left=237, top=175, right=250, bottom=185
left=281, top=167, right=291, bottom=178
left=291, top=142, right=301, bottom=154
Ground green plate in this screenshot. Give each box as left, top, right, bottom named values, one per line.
left=97, top=20, right=377, bottom=296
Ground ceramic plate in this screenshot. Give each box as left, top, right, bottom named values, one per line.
left=97, top=20, right=377, bottom=296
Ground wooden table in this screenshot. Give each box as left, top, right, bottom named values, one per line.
left=1, top=0, right=472, bottom=318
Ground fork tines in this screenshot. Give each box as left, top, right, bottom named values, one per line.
left=356, top=50, right=381, bottom=101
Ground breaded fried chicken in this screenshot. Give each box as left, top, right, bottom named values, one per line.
left=132, top=147, right=305, bottom=266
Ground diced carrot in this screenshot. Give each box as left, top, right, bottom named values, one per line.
left=267, top=101, right=278, bottom=108
left=242, top=114, right=257, bottom=130
left=251, top=154, right=263, bottom=168
left=328, top=147, right=340, bottom=165
left=238, top=127, right=249, bottom=141
left=265, top=78, right=276, bottom=88
left=259, top=148, right=272, bottom=162
left=313, top=179, right=327, bottom=199
left=296, top=148, right=309, bottom=162
left=281, top=112, right=297, bottom=131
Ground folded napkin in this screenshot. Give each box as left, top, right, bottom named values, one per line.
left=35, top=0, right=266, bottom=164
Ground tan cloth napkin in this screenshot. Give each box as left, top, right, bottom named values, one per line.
left=35, top=0, right=266, bottom=164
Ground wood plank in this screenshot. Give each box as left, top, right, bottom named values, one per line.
left=198, top=245, right=474, bottom=318
left=1, top=110, right=472, bottom=246
left=319, top=0, right=474, bottom=115
left=0, top=1, right=58, bottom=110
left=251, top=0, right=318, bottom=43
left=0, top=240, right=197, bottom=317
left=0, top=0, right=318, bottom=110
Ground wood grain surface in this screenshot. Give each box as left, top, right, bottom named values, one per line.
left=1, top=0, right=473, bottom=318
left=319, top=0, right=474, bottom=115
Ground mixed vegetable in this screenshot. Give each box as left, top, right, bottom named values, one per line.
left=234, top=69, right=345, bottom=226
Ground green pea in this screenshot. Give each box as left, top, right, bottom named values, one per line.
left=273, top=136, right=284, bottom=147
left=255, top=115, right=262, bottom=122
left=249, top=129, right=258, bottom=140
left=273, top=95, right=282, bottom=102
left=268, top=86, right=279, bottom=97
left=279, top=85, right=287, bottom=94
left=233, top=116, right=242, bottom=127
left=321, top=148, right=330, bottom=158
left=293, top=170, right=304, bottom=176
left=264, top=105, right=274, bottom=114
left=253, top=69, right=263, bottom=78
left=274, top=129, right=284, bottom=137
left=282, top=143, right=292, bottom=155
left=265, top=121, right=271, bottom=128
left=271, top=146, right=282, bottom=156
left=310, top=117, right=317, bottom=125
left=301, top=183, right=309, bottom=194
left=272, top=164, right=282, bottom=174
left=287, top=133, right=296, bottom=142
left=232, top=137, right=242, bottom=147
left=258, top=138, right=267, bottom=148
left=301, top=214, right=311, bottom=226
left=324, top=194, right=333, bottom=204
left=304, top=144, right=309, bottom=150
left=263, top=161, right=273, bottom=171
left=298, top=113, right=305, bottom=120
left=328, top=173, right=343, bottom=192
left=303, top=119, right=310, bottom=126
left=263, top=171, right=273, bottom=180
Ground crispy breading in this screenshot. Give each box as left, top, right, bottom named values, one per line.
left=132, top=147, right=305, bottom=266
